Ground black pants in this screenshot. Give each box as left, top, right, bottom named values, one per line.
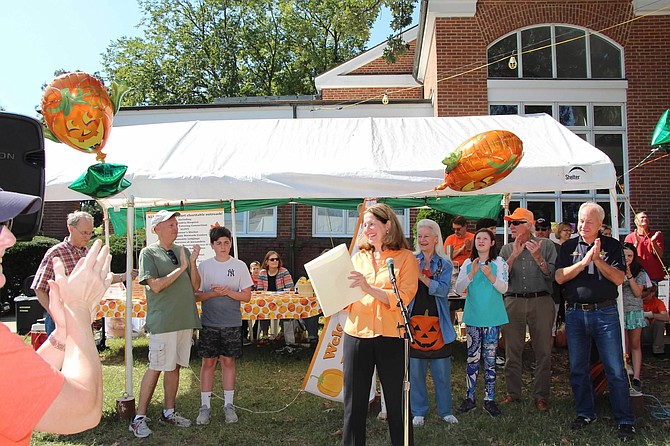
left=343, top=333, right=413, bottom=446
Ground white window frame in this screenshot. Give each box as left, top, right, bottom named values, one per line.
left=224, top=207, right=277, bottom=237
left=488, top=100, right=630, bottom=233
left=312, top=207, right=411, bottom=238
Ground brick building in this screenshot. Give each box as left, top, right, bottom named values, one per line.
left=42, top=0, right=670, bottom=277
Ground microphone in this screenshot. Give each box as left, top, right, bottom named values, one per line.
left=386, top=257, right=396, bottom=282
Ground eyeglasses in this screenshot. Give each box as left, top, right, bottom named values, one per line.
left=71, top=225, right=93, bottom=237
left=268, top=258, right=279, bottom=262
left=510, top=221, right=527, bottom=226
left=166, top=249, right=179, bottom=265
left=0, top=219, right=13, bottom=233
left=452, top=226, right=464, bottom=231
left=537, top=227, right=550, bottom=231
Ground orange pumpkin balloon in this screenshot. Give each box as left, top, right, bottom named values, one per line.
left=42, top=72, right=114, bottom=162
left=436, top=130, right=523, bottom=192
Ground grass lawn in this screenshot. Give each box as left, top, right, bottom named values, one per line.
left=31, top=336, right=670, bottom=445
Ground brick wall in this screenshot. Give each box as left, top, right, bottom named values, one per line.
left=41, top=201, right=80, bottom=239
left=321, top=87, right=422, bottom=101
left=623, top=13, right=670, bottom=265
left=350, top=41, right=417, bottom=75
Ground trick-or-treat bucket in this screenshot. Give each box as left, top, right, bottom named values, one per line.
left=116, top=395, right=136, bottom=420
left=30, top=323, right=47, bottom=350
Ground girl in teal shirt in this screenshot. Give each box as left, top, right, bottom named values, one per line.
left=455, top=229, right=509, bottom=417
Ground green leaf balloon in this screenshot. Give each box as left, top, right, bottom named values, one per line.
left=651, top=108, right=670, bottom=147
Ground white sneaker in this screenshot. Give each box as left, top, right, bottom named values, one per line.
left=223, top=404, right=238, bottom=423
left=442, top=414, right=459, bottom=424
left=129, top=416, right=153, bottom=438
left=377, top=411, right=387, bottom=421
left=412, top=416, right=425, bottom=427
left=159, top=411, right=191, bottom=427
left=196, top=405, right=211, bottom=425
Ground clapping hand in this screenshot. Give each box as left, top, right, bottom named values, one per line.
left=191, top=244, right=201, bottom=261
left=480, top=262, right=492, bottom=278
left=48, top=239, right=112, bottom=323
left=212, top=284, right=231, bottom=297
left=464, top=238, right=473, bottom=251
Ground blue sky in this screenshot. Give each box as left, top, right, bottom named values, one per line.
left=0, top=1, right=416, bottom=118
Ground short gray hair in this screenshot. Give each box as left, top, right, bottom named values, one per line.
left=578, top=202, right=605, bottom=223
left=67, top=211, right=94, bottom=227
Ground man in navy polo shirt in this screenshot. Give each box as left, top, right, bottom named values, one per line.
left=556, top=202, right=635, bottom=441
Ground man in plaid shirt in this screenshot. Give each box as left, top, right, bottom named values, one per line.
left=32, top=211, right=129, bottom=336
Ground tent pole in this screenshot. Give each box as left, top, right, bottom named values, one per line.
left=502, top=194, right=511, bottom=245
left=100, top=203, right=110, bottom=246
left=230, top=200, right=238, bottom=258
left=125, top=196, right=135, bottom=396
left=609, top=190, right=626, bottom=358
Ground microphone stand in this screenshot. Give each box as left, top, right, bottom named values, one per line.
left=389, top=269, right=414, bottom=446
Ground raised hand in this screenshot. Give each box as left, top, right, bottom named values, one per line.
left=525, top=239, right=542, bottom=259
left=191, top=244, right=201, bottom=261
left=50, top=239, right=112, bottom=321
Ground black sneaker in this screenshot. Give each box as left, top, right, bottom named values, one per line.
left=631, top=378, right=642, bottom=393
left=617, top=424, right=635, bottom=441
left=456, top=398, right=476, bottom=414
left=571, top=416, right=596, bottom=430
left=483, top=400, right=501, bottom=417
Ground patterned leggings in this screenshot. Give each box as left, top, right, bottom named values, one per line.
left=465, top=325, right=500, bottom=402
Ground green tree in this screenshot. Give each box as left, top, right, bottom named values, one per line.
left=102, top=0, right=381, bottom=104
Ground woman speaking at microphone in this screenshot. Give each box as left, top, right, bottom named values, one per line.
left=345, top=203, right=419, bottom=446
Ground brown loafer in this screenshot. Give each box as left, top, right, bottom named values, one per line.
left=500, top=395, right=517, bottom=404
left=534, top=399, right=549, bottom=411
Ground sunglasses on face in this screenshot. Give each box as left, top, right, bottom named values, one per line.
left=166, top=249, right=179, bottom=265
left=537, top=227, right=550, bottom=231
left=268, top=258, right=279, bottom=262
left=510, top=221, right=527, bottom=226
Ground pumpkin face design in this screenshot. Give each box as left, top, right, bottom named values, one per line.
left=42, top=72, right=114, bottom=162
left=410, top=315, right=444, bottom=351
left=435, top=130, right=523, bottom=192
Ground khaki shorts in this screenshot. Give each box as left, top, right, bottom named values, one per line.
left=148, top=329, right=193, bottom=371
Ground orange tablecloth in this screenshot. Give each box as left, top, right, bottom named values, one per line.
left=95, top=291, right=321, bottom=321
left=242, top=292, right=321, bottom=321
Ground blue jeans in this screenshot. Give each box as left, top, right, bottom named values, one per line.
left=44, top=311, right=55, bottom=336
left=410, top=356, right=453, bottom=418
left=565, top=305, right=634, bottom=424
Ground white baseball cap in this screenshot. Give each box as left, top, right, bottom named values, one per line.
left=150, top=210, right=180, bottom=230
left=0, top=188, right=42, bottom=222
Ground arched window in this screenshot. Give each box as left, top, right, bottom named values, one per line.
left=487, top=25, right=629, bottom=233
left=487, top=25, right=623, bottom=79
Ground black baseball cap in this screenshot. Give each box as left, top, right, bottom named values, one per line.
left=535, top=218, right=550, bottom=230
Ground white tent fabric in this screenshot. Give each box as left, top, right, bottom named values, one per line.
left=44, top=113, right=615, bottom=204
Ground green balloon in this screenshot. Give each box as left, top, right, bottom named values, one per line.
left=68, top=163, right=131, bottom=199
left=651, top=108, right=670, bottom=147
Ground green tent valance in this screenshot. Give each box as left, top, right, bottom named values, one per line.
left=107, top=195, right=503, bottom=235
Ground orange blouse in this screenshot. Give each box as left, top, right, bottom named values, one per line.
left=345, top=248, right=419, bottom=338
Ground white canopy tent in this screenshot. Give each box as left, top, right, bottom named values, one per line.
left=43, top=113, right=619, bottom=401
left=45, top=113, right=616, bottom=204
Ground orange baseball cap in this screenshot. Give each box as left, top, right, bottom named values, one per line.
left=504, top=208, right=535, bottom=223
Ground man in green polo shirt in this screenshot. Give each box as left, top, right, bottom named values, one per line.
left=129, top=210, right=201, bottom=438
